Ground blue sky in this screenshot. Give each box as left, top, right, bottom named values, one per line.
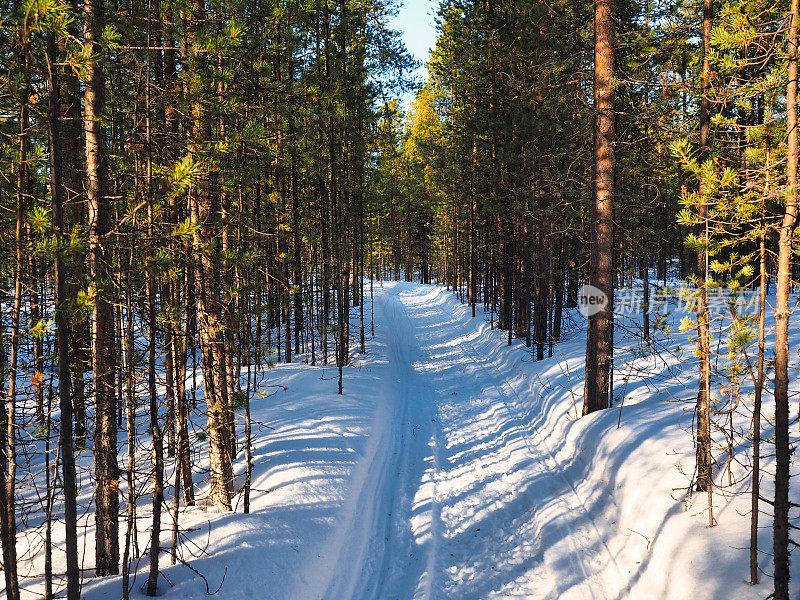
left=390, top=0, right=439, bottom=85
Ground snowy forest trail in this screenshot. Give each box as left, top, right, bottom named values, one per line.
left=76, top=279, right=782, bottom=600
left=321, top=281, right=628, bottom=600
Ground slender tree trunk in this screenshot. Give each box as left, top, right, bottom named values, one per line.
left=146, top=271, right=164, bottom=596
left=552, top=234, right=564, bottom=344
left=773, top=0, right=799, bottom=594
left=0, top=51, right=28, bottom=600
left=145, top=16, right=164, bottom=588
left=44, top=381, right=56, bottom=600
left=121, top=267, right=137, bottom=600
left=62, top=3, right=88, bottom=449
left=288, top=47, right=303, bottom=358
left=175, top=279, right=194, bottom=505
left=30, top=252, right=44, bottom=426
left=640, top=253, right=650, bottom=340
left=695, top=0, right=714, bottom=509
left=45, top=30, right=80, bottom=600
left=165, top=290, right=177, bottom=458
left=469, top=141, right=477, bottom=318
left=244, top=309, right=255, bottom=513
left=750, top=208, right=767, bottom=585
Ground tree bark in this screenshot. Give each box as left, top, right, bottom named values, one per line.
left=773, top=0, right=799, bottom=594
left=188, top=0, right=233, bottom=510
left=0, top=46, right=28, bottom=600
left=45, top=30, right=80, bottom=600
left=694, top=0, right=714, bottom=509
left=583, top=0, right=615, bottom=415
left=85, top=0, right=120, bottom=574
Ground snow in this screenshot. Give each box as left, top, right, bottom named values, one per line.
left=10, top=279, right=800, bottom=599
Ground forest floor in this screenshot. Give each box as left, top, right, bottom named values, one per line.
left=20, top=280, right=800, bottom=599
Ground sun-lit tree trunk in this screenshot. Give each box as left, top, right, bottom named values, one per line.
left=188, top=0, right=233, bottom=510
left=773, top=0, right=799, bottom=595
left=583, top=0, right=615, bottom=415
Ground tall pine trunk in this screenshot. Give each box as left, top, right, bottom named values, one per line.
left=85, top=0, right=120, bottom=573
left=188, top=0, right=233, bottom=510
left=45, top=30, right=80, bottom=600
left=583, top=0, right=615, bottom=415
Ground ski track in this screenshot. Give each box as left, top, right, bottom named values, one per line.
left=330, top=281, right=626, bottom=600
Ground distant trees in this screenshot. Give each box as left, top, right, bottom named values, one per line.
left=395, top=0, right=603, bottom=355
left=389, top=0, right=678, bottom=364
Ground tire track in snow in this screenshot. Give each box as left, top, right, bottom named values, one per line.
left=317, top=285, right=413, bottom=600
left=389, top=284, right=596, bottom=599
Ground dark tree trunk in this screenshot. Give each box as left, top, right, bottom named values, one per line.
left=750, top=209, right=767, bottom=585
left=694, top=0, right=713, bottom=510
left=45, top=30, right=80, bottom=600
left=175, top=279, right=194, bottom=506
left=85, top=0, right=119, bottom=574
left=552, top=235, right=564, bottom=344
left=189, top=0, right=233, bottom=511
left=640, top=253, right=649, bottom=340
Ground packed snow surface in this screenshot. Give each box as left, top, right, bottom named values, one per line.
left=23, top=281, right=800, bottom=599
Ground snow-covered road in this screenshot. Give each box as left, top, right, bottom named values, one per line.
left=317, top=282, right=627, bottom=600
left=76, top=280, right=796, bottom=600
